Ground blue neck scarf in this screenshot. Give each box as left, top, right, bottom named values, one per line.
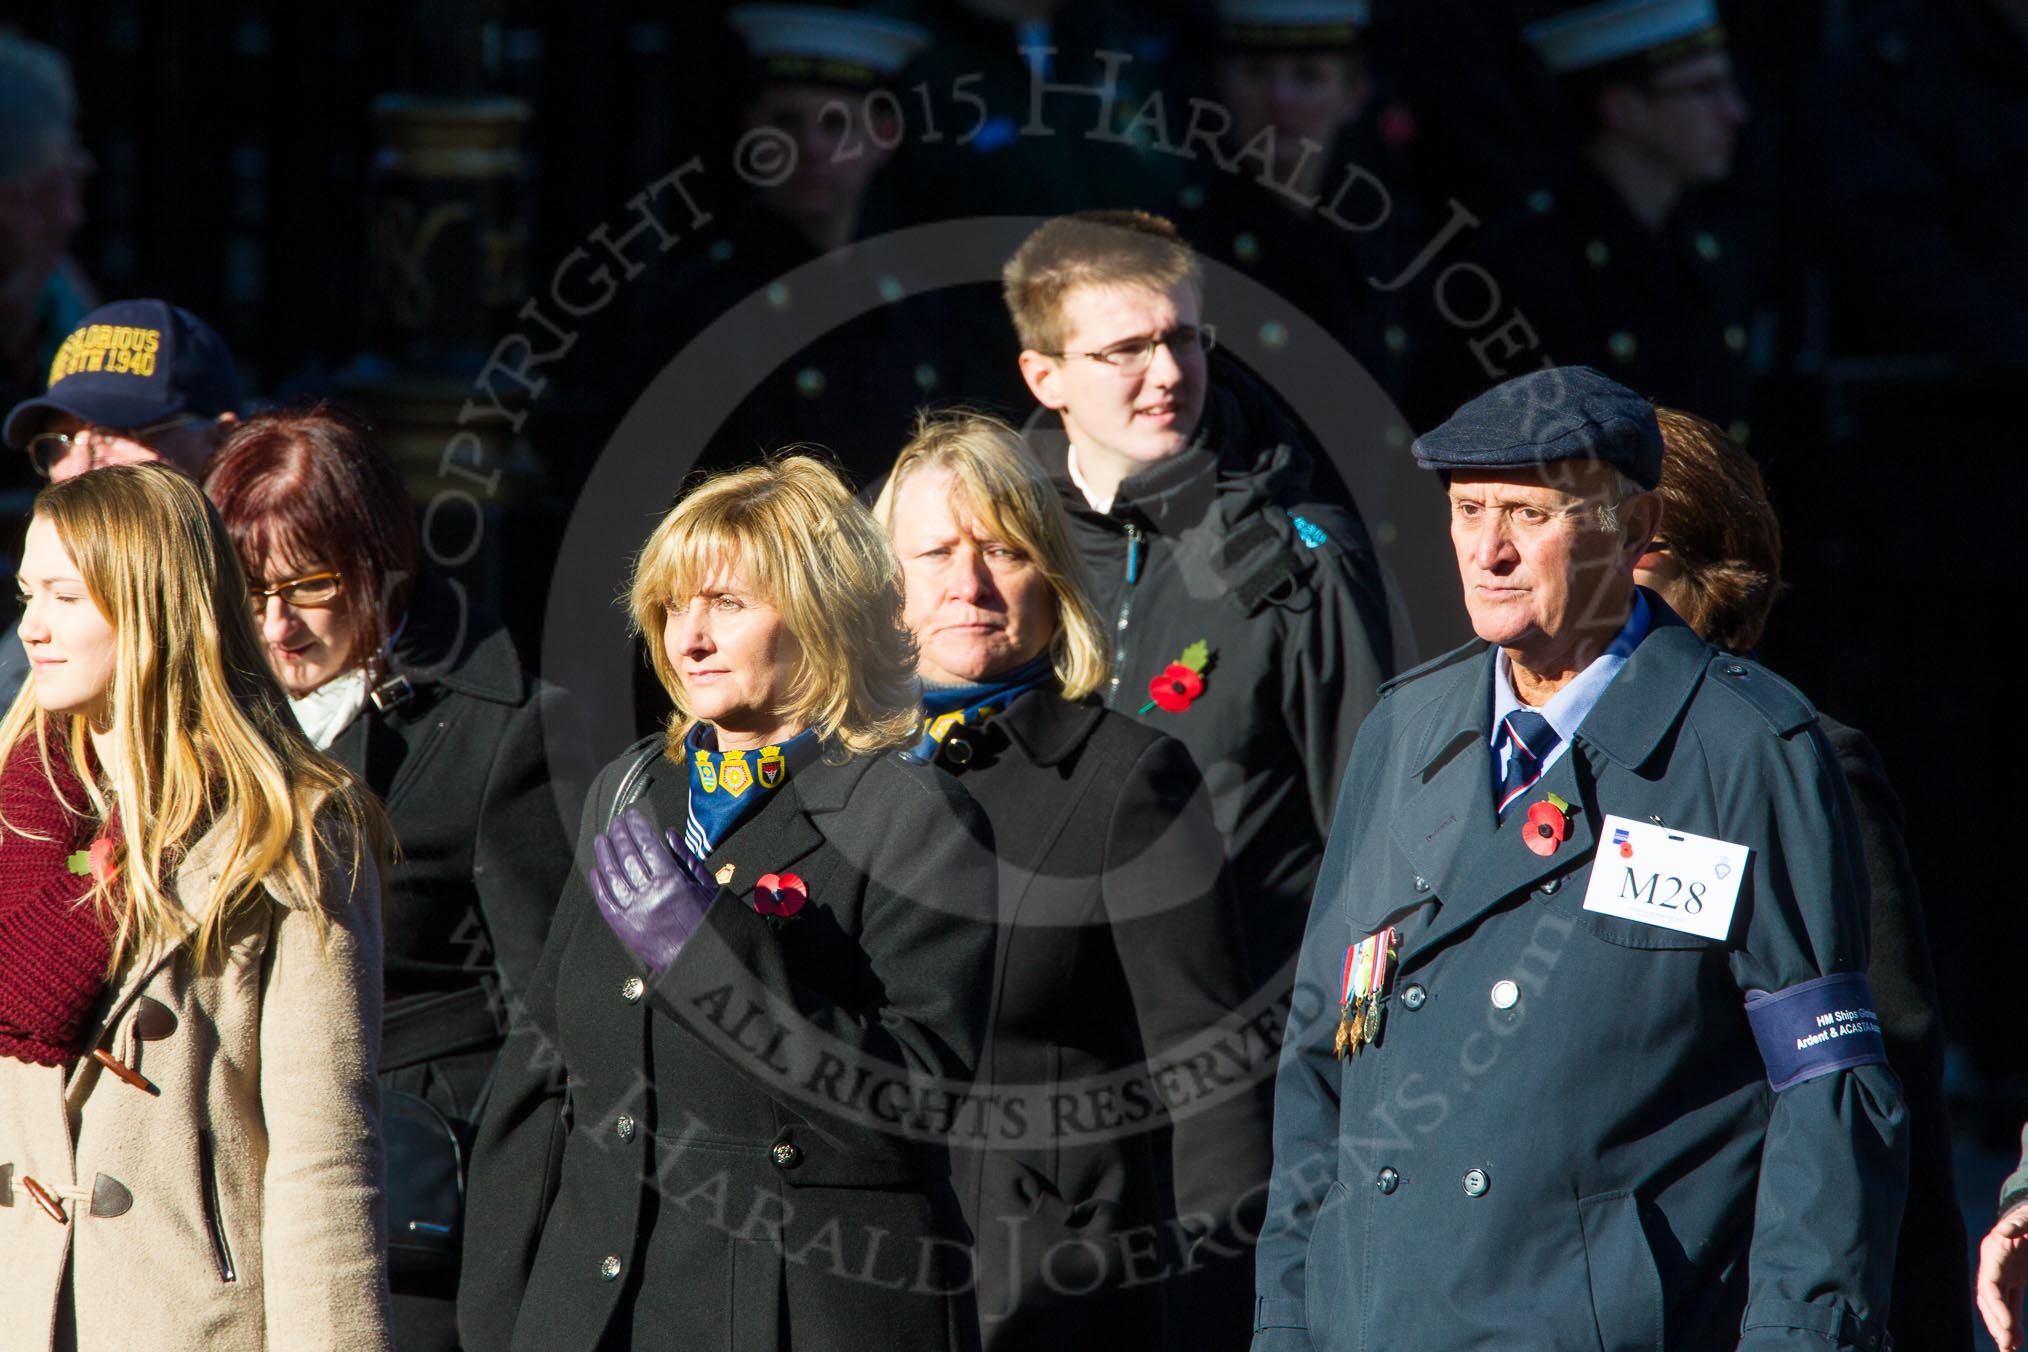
left=908, top=655, right=1054, bottom=762
left=683, top=725, right=821, bottom=857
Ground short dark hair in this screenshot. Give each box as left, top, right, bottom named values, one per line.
left=203, top=403, right=419, bottom=672
left=1652, top=406, right=1781, bottom=653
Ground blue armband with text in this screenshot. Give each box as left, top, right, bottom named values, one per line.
left=1743, top=972, right=1889, bottom=1092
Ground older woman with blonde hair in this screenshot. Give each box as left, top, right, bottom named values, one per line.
left=874, top=412, right=1272, bottom=1350
left=0, top=462, right=390, bottom=1350
left=460, top=454, right=997, bottom=1352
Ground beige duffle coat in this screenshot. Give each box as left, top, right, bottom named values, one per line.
left=0, top=813, right=390, bottom=1351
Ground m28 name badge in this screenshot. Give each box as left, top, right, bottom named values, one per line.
left=1581, top=814, right=1749, bottom=942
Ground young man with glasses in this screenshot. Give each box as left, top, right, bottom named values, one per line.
left=1005, top=209, right=1400, bottom=997
left=1, top=298, right=242, bottom=701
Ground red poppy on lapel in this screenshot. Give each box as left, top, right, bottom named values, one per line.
left=1523, top=798, right=1570, bottom=857
left=754, top=872, right=807, bottom=921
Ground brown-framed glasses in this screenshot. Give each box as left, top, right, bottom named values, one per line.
left=249, top=571, right=343, bottom=613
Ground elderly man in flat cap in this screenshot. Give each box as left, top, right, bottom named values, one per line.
left=1253, top=366, right=1906, bottom=1351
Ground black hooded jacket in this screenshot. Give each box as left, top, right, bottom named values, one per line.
left=1024, top=355, right=1398, bottom=992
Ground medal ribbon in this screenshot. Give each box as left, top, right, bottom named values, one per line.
left=683, top=725, right=821, bottom=857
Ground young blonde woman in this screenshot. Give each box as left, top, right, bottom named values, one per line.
left=0, top=463, right=392, bottom=1350
left=460, top=456, right=997, bottom=1352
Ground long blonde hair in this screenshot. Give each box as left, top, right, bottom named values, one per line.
left=629, top=455, right=920, bottom=758
left=0, top=464, right=389, bottom=972
left=873, top=410, right=1111, bottom=700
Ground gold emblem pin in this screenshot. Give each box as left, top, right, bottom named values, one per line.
left=715, top=863, right=736, bottom=885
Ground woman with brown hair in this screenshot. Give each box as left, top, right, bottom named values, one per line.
left=204, top=405, right=573, bottom=1348
left=0, top=463, right=390, bottom=1349
left=459, top=454, right=997, bottom=1351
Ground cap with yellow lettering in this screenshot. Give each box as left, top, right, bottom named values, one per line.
left=3, top=299, right=242, bottom=449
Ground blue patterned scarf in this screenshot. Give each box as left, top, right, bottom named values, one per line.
left=683, top=725, right=821, bottom=857
left=907, top=655, right=1054, bottom=762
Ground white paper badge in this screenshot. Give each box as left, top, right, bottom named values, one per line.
left=1581, top=813, right=1749, bottom=942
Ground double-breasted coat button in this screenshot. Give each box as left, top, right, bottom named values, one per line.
left=1463, top=1168, right=1490, bottom=1197
left=621, top=976, right=645, bottom=1003
left=1413, top=876, right=1430, bottom=893
left=616, top=1114, right=636, bottom=1142
left=1400, top=984, right=1428, bottom=1011
left=942, top=733, right=973, bottom=767
left=600, top=1255, right=623, bottom=1281
left=771, top=1141, right=803, bottom=1170
left=1490, top=980, right=1519, bottom=1010
left=1539, top=876, right=1562, bottom=895
left=1376, top=1167, right=1399, bottom=1194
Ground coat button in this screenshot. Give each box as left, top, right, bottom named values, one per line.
left=1400, top=984, right=1427, bottom=1011
left=771, top=1141, right=803, bottom=1169
left=1539, top=876, right=1561, bottom=895
left=1463, top=1168, right=1490, bottom=1197
left=1413, top=876, right=1430, bottom=893
left=1375, top=1167, right=1399, bottom=1195
left=616, top=1113, right=636, bottom=1143
left=1490, top=980, right=1519, bottom=1010
left=600, top=1254, right=622, bottom=1281
left=621, top=976, right=645, bottom=1003
left=942, top=734, right=973, bottom=767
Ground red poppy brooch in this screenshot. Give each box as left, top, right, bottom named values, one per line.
left=1523, top=793, right=1573, bottom=857
left=753, top=872, right=807, bottom=927
left=1141, top=640, right=1212, bottom=715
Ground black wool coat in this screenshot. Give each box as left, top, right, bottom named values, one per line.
left=926, top=687, right=1274, bottom=1352
left=1821, top=717, right=1971, bottom=1350
left=327, top=572, right=574, bottom=1113
left=1024, top=355, right=1399, bottom=996
left=458, top=740, right=999, bottom=1352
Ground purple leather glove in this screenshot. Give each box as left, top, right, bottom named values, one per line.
left=588, top=808, right=718, bottom=976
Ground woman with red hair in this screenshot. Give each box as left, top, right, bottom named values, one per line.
left=204, top=404, right=573, bottom=1351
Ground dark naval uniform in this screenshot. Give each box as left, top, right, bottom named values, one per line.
left=459, top=742, right=998, bottom=1352
left=625, top=200, right=1006, bottom=490
left=1254, top=600, right=1907, bottom=1351
left=1404, top=164, right=1760, bottom=438
left=1024, top=354, right=1398, bottom=995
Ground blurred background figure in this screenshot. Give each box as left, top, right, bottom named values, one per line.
left=1632, top=406, right=1970, bottom=1351
left=204, top=404, right=572, bottom=1351
left=620, top=3, right=1009, bottom=489
left=0, top=29, right=95, bottom=422
left=1401, top=0, right=1764, bottom=437
left=0, top=298, right=242, bottom=706
left=1174, top=0, right=1418, bottom=391
left=877, top=411, right=1271, bottom=1350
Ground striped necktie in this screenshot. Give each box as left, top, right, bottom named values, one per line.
left=1496, top=709, right=1560, bottom=815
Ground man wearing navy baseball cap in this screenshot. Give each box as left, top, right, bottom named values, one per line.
left=3, top=297, right=241, bottom=481
left=2, top=298, right=243, bottom=704
left=1255, top=366, right=1906, bottom=1350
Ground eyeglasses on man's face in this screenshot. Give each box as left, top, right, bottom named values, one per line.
left=249, top=571, right=344, bottom=613
left=24, top=414, right=202, bottom=479
left=1046, top=324, right=1218, bottom=377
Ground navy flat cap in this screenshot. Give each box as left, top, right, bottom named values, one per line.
left=1411, top=366, right=1663, bottom=489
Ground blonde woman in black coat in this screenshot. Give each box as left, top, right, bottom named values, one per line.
left=875, top=413, right=1274, bottom=1351
left=460, top=456, right=997, bottom=1351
